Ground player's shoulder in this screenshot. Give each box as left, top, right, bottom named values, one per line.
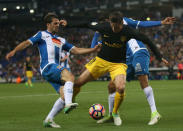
left=56, top=36, right=66, bottom=44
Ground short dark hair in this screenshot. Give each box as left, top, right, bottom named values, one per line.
left=44, top=12, right=58, bottom=24
left=109, top=11, right=123, bottom=23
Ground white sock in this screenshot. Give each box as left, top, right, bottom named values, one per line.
left=64, top=81, right=74, bottom=105
left=143, top=86, right=157, bottom=113
left=45, top=98, right=65, bottom=121
left=108, top=92, right=115, bottom=115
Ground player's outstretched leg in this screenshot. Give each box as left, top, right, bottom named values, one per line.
left=112, top=75, right=126, bottom=126
left=138, top=75, right=161, bottom=125
left=61, top=69, right=78, bottom=114
left=43, top=97, right=65, bottom=128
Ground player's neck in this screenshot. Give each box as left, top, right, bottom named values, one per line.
left=47, top=29, right=56, bottom=35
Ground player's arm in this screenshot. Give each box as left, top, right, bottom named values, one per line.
left=60, top=19, right=106, bottom=32
left=62, top=41, right=101, bottom=55
left=6, top=31, right=41, bottom=61
left=71, top=45, right=101, bottom=55
left=124, top=17, right=176, bottom=29
left=6, top=40, right=31, bottom=60
left=126, top=27, right=168, bottom=64
left=91, top=32, right=101, bottom=48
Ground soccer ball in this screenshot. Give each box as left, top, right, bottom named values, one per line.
left=89, top=104, right=105, bottom=120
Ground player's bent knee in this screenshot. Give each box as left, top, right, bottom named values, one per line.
left=115, top=84, right=125, bottom=93
left=108, top=82, right=116, bottom=93
left=61, top=70, right=75, bottom=82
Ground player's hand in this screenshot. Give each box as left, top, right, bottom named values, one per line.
left=161, top=58, right=169, bottom=65
left=94, top=43, right=102, bottom=52
left=60, top=20, right=67, bottom=27
left=6, top=50, right=16, bottom=61
left=161, top=17, right=176, bottom=25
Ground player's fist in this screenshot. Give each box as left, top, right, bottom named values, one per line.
left=94, top=43, right=102, bottom=52
left=60, top=20, right=67, bottom=27
left=6, top=50, right=16, bottom=61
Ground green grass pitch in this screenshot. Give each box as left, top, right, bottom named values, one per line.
left=0, top=80, right=183, bottom=131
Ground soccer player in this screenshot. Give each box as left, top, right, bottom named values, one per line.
left=90, top=17, right=175, bottom=125
left=24, top=56, right=34, bottom=87
left=61, top=11, right=168, bottom=126
left=6, top=13, right=101, bottom=128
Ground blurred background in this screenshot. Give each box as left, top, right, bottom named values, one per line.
left=0, top=0, right=183, bottom=83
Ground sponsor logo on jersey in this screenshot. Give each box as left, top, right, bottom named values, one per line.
left=52, top=38, right=62, bottom=47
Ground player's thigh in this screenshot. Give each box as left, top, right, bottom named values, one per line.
left=85, top=57, right=108, bottom=80
left=61, top=68, right=74, bottom=82
left=74, top=69, right=94, bottom=87
left=113, top=74, right=126, bottom=92
left=42, top=64, right=65, bottom=84
left=109, top=63, right=127, bottom=81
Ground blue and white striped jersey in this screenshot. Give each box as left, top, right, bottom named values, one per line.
left=28, top=30, right=74, bottom=74
left=60, top=51, right=70, bottom=69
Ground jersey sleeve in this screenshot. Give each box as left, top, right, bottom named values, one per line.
left=91, top=32, right=101, bottom=48
left=124, top=17, right=161, bottom=29
left=62, top=41, right=74, bottom=52
left=28, top=31, right=42, bottom=45
left=125, top=26, right=163, bottom=61
left=123, top=17, right=139, bottom=29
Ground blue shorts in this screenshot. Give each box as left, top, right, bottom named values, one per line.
left=42, top=64, right=65, bottom=93
left=126, top=50, right=150, bottom=81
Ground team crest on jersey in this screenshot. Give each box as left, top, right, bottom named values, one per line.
left=52, top=38, right=62, bottom=47
left=120, top=36, right=126, bottom=42
left=57, top=65, right=62, bottom=69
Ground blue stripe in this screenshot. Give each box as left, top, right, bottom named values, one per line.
left=64, top=59, right=67, bottom=68
left=55, top=46, right=59, bottom=64
left=38, top=40, right=48, bottom=69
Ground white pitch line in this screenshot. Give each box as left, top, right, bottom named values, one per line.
left=0, top=91, right=105, bottom=100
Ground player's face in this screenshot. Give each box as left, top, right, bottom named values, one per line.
left=26, top=57, right=30, bottom=62
left=110, top=21, right=123, bottom=33
left=48, top=18, right=60, bottom=33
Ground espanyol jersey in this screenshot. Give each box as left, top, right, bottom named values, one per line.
left=28, top=30, right=74, bottom=74
left=60, top=51, right=70, bottom=69
left=123, top=17, right=160, bottom=58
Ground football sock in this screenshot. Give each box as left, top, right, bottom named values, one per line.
left=113, top=92, right=125, bottom=114
left=143, top=86, right=157, bottom=113
left=72, top=87, right=81, bottom=102
left=28, top=79, right=32, bottom=86
left=64, top=81, right=74, bottom=105
left=108, top=92, right=115, bottom=115
left=45, top=98, right=65, bottom=121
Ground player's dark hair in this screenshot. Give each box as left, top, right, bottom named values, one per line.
left=44, top=12, right=58, bottom=24
left=109, top=11, right=123, bottom=23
